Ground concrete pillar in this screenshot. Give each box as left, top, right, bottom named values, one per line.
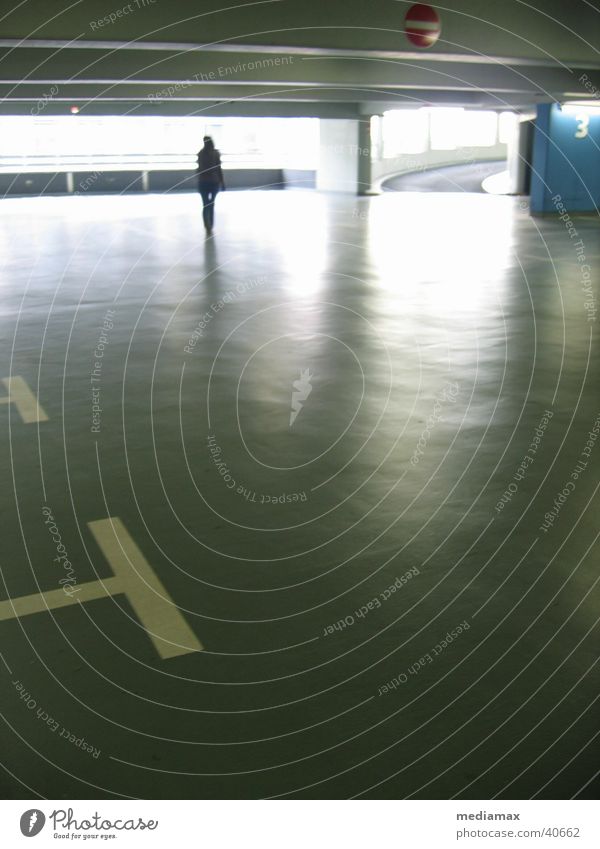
left=519, top=120, right=535, bottom=195
left=316, top=117, right=377, bottom=194
left=507, top=118, right=534, bottom=195
left=316, top=119, right=359, bottom=193
left=357, top=117, right=373, bottom=195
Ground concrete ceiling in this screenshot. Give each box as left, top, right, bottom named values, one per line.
left=0, top=0, right=598, bottom=117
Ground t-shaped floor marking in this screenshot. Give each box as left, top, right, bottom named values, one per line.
left=0, top=517, right=203, bottom=659
left=0, top=376, right=48, bottom=423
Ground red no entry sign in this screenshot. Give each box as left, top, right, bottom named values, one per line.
left=404, top=3, right=441, bottom=48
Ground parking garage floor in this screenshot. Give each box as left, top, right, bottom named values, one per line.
left=0, top=189, right=598, bottom=799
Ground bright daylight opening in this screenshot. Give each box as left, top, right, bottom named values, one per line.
left=0, top=115, right=320, bottom=173
left=382, top=107, right=509, bottom=157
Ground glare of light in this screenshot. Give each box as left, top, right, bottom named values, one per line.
left=367, top=193, right=513, bottom=313
left=276, top=193, right=328, bottom=294
left=561, top=102, right=600, bottom=114
left=458, top=110, right=498, bottom=147
left=0, top=115, right=320, bottom=172
left=428, top=107, right=464, bottom=150
left=382, top=109, right=429, bottom=156
left=482, top=170, right=511, bottom=195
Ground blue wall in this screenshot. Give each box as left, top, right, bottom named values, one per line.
left=530, top=103, right=600, bottom=214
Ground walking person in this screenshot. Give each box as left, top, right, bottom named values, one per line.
left=197, top=135, right=225, bottom=235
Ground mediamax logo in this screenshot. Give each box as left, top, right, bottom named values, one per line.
left=20, top=809, right=46, bottom=837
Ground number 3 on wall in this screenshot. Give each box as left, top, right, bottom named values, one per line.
left=575, top=113, right=589, bottom=139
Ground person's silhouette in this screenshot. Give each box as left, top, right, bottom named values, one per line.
left=197, top=136, right=225, bottom=235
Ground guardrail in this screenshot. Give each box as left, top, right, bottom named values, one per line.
left=0, top=152, right=315, bottom=173
left=0, top=167, right=316, bottom=195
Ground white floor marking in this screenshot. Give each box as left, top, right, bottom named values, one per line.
left=0, top=517, right=203, bottom=659
left=0, top=376, right=48, bottom=423
left=0, top=577, right=121, bottom=622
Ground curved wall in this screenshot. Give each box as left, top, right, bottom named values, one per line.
left=372, top=142, right=508, bottom=191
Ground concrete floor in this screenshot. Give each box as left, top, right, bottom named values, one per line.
left=0, top=189, right=598, bottom=800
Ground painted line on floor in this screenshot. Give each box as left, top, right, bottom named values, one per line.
left=0, top=376, right=48, bottom=423
left=0, top=517, right=203, bottom=659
